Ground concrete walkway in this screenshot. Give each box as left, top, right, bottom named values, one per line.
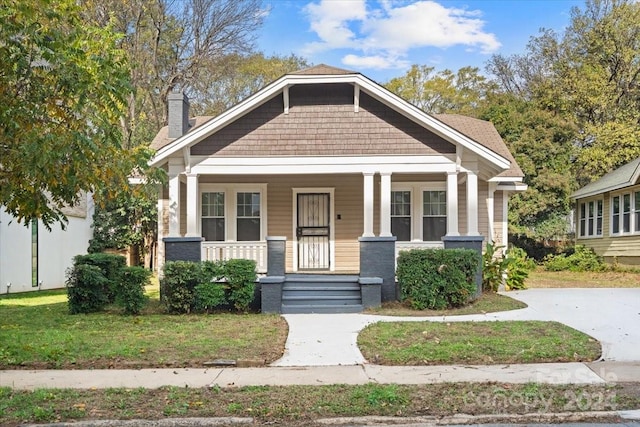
left=3, top=362, right=640, bottom=390
left=273, top=288, right=640, bottom=366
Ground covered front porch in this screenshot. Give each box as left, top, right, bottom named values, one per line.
left=161, top=154, right=496, bottom=275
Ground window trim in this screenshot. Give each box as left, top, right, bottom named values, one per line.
left=578, top=198, right=603, bottom=239
left=391, top=182, right=446, bottom=242
left=199, top=183, right=267, bottom=242
left=391, top=188, right=412, bottom=242
left=610, top=189, right=640, bottom=237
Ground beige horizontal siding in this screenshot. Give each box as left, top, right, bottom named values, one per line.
left=576, top=190, right=640, bottom=262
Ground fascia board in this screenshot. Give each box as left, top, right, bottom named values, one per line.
left=571, top=182, right=631, bottom=200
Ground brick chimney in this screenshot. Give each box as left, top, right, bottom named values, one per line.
left=167, top=91, right=190, bottom=139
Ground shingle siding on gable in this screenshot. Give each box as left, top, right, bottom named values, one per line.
left=190, top=84, right=455, bottom=157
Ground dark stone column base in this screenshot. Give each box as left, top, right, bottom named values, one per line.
left=359, top=236, right=397, bottom=302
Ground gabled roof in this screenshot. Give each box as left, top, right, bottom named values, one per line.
left=572, top=157, right=640, bottom=199
left=150, top=64, right=512, bottom=173
left=290, top=64, right=357, bottom=75
left=434, top=114, right=524, bottom=178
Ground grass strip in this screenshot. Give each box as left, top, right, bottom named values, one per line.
left=358, top=321, right=601, bottom=365
left=1, top=383, right=638, bottom=426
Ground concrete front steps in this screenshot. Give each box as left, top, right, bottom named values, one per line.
left=281, top=274, right=363, bottom=314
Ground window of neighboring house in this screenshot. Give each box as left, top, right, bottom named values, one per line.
left=391, top=190, right=411, bottom=241
left=612, top=195, right=620, bottom=234
left=635, top=191, right=640, bottom=232
left=423, top=190, right=447, bottom=241
left=611, top=192, right=639, bottom=235
left=201, top=192, right=225, bottom=241
left=623, top=193, right=631, bottom=233
left=236, top=192, right=261, bottom=241
left=578, top=199, right=603, bottom=238
left=31, top=219, right=38, bottom=288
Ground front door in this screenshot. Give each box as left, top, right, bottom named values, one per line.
left=296, top=193, right=330, bottom=270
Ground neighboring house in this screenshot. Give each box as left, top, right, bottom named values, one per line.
left=571, top=157, right=640, bottom=266
left=149, top=65, right=526, bottom=312
left=0, top=193, right=94, bottom=294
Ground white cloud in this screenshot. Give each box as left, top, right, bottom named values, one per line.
left=302, top=0, right=501, bottom=69
left=303, top=0, right=368, bottom=51
left=342, top=53, right=410, bottom=70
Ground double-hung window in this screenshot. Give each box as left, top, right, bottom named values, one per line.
left=578, top=199, right=602, bottom=238
left=422, top=190, right=447, bottom=241
left=200, top=184, right=266, bottom=241
left=635, top=191, right=640, bottom=232
left=201, top=192, right=225, bottom=241
left=391, top=190, right=411, bottom=241
left=391, top=183, right=447, bottom=242
left=236, top=192, right=261, bottom=241
left=611, top=191, right=640, bottom=235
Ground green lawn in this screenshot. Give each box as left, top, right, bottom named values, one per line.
left=526, top=267, right=640, bottom=288
left=0, top=288, right=287, bottom=369
left=365, top=292, right=527, bottom=316
left=2, top=383, right=639, bottom=426
left=358, top=320, right=601, bottom=365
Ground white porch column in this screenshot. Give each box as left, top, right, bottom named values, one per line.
left=362, top=172, right=375, bottom=237
left=186, top=173, right=199, bottom=237
left=446, top=171, right=459, bottom=236
left=379, top=172, right=392, bottom=237
left=502, top=190, right=510, bottom=248
left=487, top=182, right=497, bottom=243
left=466, top=170, right=479, bottom=236
left=168, top=162, right=182, bottom=237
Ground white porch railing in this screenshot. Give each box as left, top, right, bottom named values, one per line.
left=202, top=241, right=268, bottom=273
left=395, top=241, right=444, bottom=261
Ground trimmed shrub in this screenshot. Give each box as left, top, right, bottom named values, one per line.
left=116, top=266, right=151, bottom=315
left=160, top=259, right=257, bottom=313
left=224, top=259, right=257, bottom=311
left=397, top=249, right=480, bottom=310
left=160, top=261, right=208, bottom=314
left=194, top=282, right=227, bottom=312
left=73, top=253, right=126, bottom=302
left=543, top=245, right=606, bottom=272
left=66, top=264, right=110, bottom=314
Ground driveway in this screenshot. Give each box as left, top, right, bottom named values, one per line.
left=272, top=288, right=640, bottom=366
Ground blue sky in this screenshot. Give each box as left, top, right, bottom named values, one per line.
left=256, top=0, right=583, bottom=83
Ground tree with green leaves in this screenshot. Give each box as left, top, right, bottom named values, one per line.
left=485, top=0, right=640, bottom=238
left=89, top=185, right=158, bottom=268
left=384, top=65, right=497, bottom=115
left=0, top=0, right=156, bottom=229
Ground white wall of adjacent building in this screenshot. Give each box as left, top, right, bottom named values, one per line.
left=0, top=195, right=94, bottom=294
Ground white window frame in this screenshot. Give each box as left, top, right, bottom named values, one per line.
left=578, top=198, right=603, bottom=238
left=610, top=189, right=640, bottom=237
left=391, top=182, right=446, bottom=242
left=391, top=187, right=412, bottom=242
left=199, top=183, right=267, bottom=242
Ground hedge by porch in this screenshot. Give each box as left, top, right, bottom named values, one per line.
left=160, top=259, right=257, bottom=314
left=397, top=248, right=481, bottom=310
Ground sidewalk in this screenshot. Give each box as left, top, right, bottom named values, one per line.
left=2, top=361, right=639, bottom=390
